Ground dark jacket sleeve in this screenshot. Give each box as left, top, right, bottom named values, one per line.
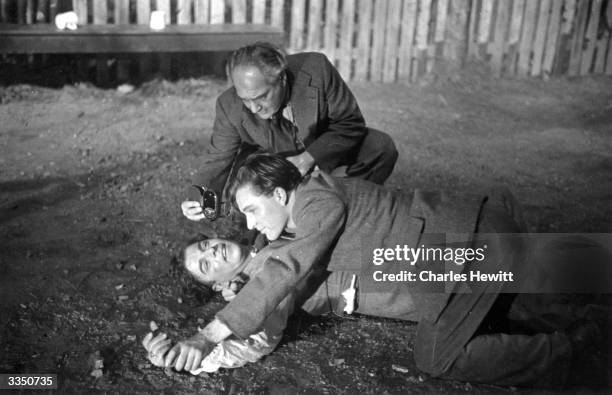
left=187, top=94, right=243, bottom=200
left=215, top=188, right=346, bottom=338
left=305, top=55, right=367, bottom=171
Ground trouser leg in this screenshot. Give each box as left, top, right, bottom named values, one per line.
left=440, top=331, right=571, bottom=388
left=344, top=127, right=398, bottom=184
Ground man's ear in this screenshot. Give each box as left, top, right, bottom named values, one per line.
left=273, top=187, right=288, bottom=205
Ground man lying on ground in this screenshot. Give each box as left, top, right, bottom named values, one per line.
left=156, top=154, right=608, bottom=388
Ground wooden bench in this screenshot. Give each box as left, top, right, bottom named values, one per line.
left=0, top=23, right=285, bottom=54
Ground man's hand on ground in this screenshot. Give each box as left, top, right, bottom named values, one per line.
left=181, top=200, right=206, bottom=221
left=286, top=151, right=315, bottom=176
left=164, top=333, right=216, bottom=372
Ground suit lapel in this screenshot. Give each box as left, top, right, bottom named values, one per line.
left=241, top=113, right=271, bottom=148
left=290, top=73, right=319, bottom=142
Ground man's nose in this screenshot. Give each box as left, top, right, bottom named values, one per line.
left=245, top=214, right=256, bottom=230
left=248, top=101, right=261, bottom=114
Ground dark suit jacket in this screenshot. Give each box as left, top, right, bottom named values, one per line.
left=216, top=172, right=491, bottom=338
left=192, top=52, right=367, bottom=195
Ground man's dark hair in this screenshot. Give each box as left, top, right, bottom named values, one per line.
left=227, top=42, right=287, bottom=84
left=229, top=153, right=302, bottom=201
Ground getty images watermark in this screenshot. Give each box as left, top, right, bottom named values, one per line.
left=359, top=233, right=612, bottom=294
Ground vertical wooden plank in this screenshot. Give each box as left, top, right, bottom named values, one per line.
left=74, top=0, right=88, bottom=23
left=324, top=0, right=338, bottom=65
left=252, top=0, right=265, bottom=24
left=354, top=0, right=373, bottom=81
left=542, top=0, right=562, bottom=76
left=398, top=0, right=417, bottom=80
left=26, top=0, right=35, bottom=23
left=158, top=0, right=173, bottom=78
left=232, top=0, right=246, bottom=23
left=580, top=0, right=603, bottom=74
left=290, top=0, right=306, bottom=51
left=17, top=0, right=26, bottom=23
left=0, top=0, right=7, bottom=23
left=370, top=0, right=388, bottom=82
left=136, top=0, right=152, bottom=82
left=271, top=0, right=284, bottom=30
left=435, top=0, right=449, bottom=42
left=561, top=0, right=577, bottom=34
left=49, top=0, right=59, bottom=21
left=307, top=0, right=323, bottom=50
left=115, top=0, right=131, bottom=83
left=413, top=0, right=431, bottom=81
left=158, top=0, right=172, bottom=24
left=516, top=0, right=538, bottom=77
left=178, top=0, right=193, bottom=24
left=210, top=0, right=224, bottom=23
left=602, top=1, right=612, bottom=74
left=606, top=36, right=612, bottom=74
left=568, top=0, right=589, bottom=76
left=93, top=0, right=109, bottom=86
left=531, top=0, right=551, bottom=76
left=478, top=0, right=494, bottom=43
left=490, top=0, right=510, bottom=77
left=382, top=0, right=401, bottom=82
left=338, top=0, right=355, bottom=80
left=509, top=0, right=525, bottom=44
left=466, top=0, right=480, bottom=58
left=593, top=36, right=608, bottom=73
left=307, top=0, right=321, bottom=51
left=194, top=0, right=210, bottom=23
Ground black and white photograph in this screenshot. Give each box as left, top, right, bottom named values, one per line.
left=1, top=0, right=611, bottom=393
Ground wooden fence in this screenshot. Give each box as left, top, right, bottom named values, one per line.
left=1, top=0, right=611, bottom=84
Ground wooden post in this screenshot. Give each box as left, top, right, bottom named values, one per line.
left=490, top=0, right=510, bottom=77
left=290, top=0, right=306, bottom=52
left=370, top=0, right=388, bottom=82
left=271, top=0, right=284, bottom=30
left=232, top=0, right=246, bottom=23
left=194, top=0, right=210, bottom=23
left=324, top=0, right=338, bottom=65
left=307, top=0, right=322, bottom=51
left=398, top=0, right=417, bottom=81
left=542, top=0, right=563, bottom=77
left=568, top=0, right=589, bottom=76
left=531, top=0, right=551, bottom=77
left=580, top=0, right=603, bottom=75
left=516, top=0, right=538, bottom=77
left=210, top=0, right=225, bottom=23
left=382, top=0, right=402, bottom=82
left=252, top=0, right=265, bottom=24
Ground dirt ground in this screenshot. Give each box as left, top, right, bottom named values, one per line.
left=1, top=67, right=611, bottom=394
